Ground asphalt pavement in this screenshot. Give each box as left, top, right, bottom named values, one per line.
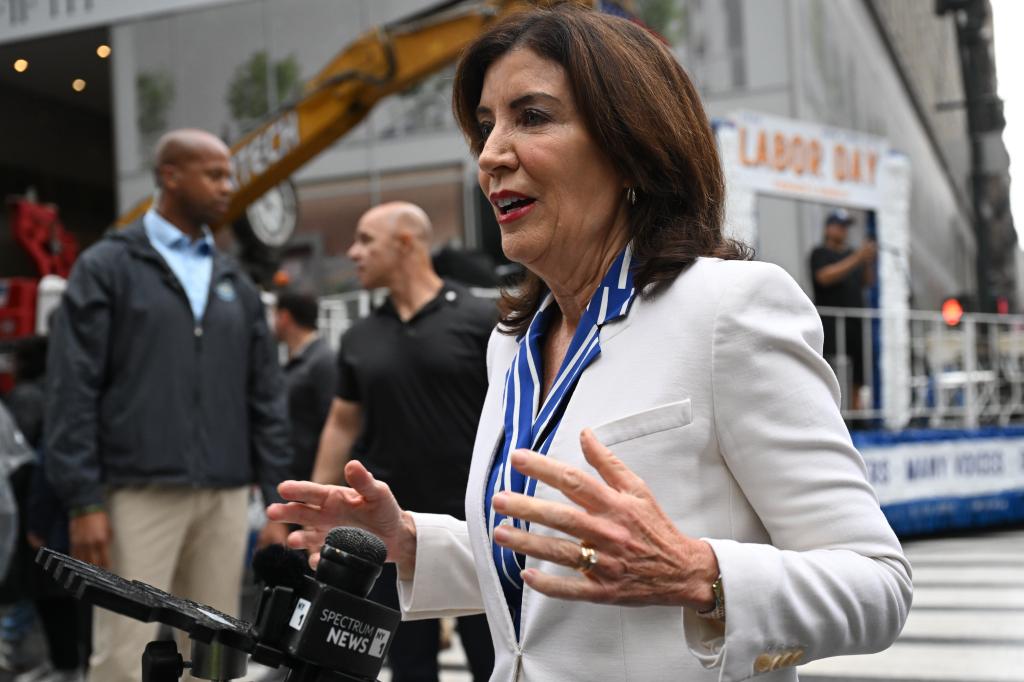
left=798, top=525, right=1024, bottom=682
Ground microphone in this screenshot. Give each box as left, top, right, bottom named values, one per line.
left=241, top=527, right=399, bottom=681
left=316, top=527, right=387, bottom=598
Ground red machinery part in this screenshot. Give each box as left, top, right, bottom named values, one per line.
left=0, top=277, right=38, bottom=341
left=9, top=198, right=79, bottom=279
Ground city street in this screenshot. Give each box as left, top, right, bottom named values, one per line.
left=799, top=525, right=1024, bottom=682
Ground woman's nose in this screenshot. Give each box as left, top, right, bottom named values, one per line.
left=478, top=129, right=516, bottom=175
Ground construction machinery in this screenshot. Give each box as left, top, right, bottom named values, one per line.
left=115, top=0, right=605, bottom=245
left=1, top=0, right=622, bottom=358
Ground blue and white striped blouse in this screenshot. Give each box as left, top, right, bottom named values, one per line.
left=483, top=245, right=637, bottom=637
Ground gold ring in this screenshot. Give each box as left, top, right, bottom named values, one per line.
left=577, top=544, right=598, bottom=573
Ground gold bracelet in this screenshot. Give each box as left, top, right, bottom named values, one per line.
left=696, top=574, right=725, bottom=620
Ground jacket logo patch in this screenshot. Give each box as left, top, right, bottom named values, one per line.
left=215, top=281, right=237, bottom=302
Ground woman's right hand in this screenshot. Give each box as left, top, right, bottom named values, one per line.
left=266, top=460, right=418, bottom=578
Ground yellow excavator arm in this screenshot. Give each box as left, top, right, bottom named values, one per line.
left=116, top=0, right=592, bottom=229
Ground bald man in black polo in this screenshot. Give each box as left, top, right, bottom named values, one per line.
left=311, top=202, right=496, bottom=682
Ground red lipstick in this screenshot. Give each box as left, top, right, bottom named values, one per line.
left=490, top=190, right=537, bottom=225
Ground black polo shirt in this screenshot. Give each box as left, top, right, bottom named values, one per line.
left=336, top=281, right=497, bottom=517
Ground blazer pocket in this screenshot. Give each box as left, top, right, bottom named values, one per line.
left=592, top=399, right=692, bottom=447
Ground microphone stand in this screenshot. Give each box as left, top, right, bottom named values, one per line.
left=36, top=537, right=400, bottom=682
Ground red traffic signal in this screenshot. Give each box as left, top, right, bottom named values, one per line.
left=941, top=297, right=964, bottom=327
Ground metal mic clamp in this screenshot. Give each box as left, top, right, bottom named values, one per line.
left=142, top=641, right=186, bottom=682
left=191, top=640, right=249, bottom=680
left=141, top=640, right=247, bottom=682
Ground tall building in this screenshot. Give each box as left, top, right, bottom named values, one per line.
left=641, top=0, right=1012, bottom=309
left=868, top=0, right=1014, bottom=308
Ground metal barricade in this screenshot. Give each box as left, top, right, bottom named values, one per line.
left=816, top=306, right=1024, bottom=429
left=316, top=293, right=1024, bottom=431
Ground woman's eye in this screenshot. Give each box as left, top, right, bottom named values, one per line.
left=523, top=110, right=546, bottom=126
left=478, top=121, right=494, bottom=139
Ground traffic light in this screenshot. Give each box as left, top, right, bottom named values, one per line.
left=941, top=297, right=965, bottom=327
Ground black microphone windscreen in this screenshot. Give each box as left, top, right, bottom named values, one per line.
left=324, top=528, right=387, bottom=567
left=251, top=544, right=309, bottom=589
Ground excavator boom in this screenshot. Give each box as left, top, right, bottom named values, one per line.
left=117, top=0, right=591, bottom=228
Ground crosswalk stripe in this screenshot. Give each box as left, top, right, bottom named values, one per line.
left=799, top=527, right=1024, bottom=682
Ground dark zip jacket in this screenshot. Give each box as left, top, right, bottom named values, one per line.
left=44, top=221, right=291, bottom=510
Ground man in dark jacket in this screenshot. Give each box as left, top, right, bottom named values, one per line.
left=45, top=128, right=291, bottom=682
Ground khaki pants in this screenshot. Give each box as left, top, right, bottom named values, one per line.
left=88, top=487, right=249, bottom=682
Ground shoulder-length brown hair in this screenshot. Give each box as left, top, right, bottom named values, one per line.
left=453, top=3, right=752, bottom=336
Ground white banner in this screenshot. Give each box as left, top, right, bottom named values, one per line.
left=862, top=436, right=1024, bottom=505
left=0, top=0, right=237, bottom=43
left=723, top=111, right=890, bottom=209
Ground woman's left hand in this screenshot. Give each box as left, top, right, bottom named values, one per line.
left=491, top=428, right=719, bottom=610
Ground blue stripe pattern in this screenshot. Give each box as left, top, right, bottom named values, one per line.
left=484, top=246, right=637, bottom=637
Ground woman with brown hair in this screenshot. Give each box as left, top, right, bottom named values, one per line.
left=270, top=5, right=911, bottom=680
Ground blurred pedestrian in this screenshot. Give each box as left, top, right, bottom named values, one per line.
left=272, top=290, right=336, bottom=484
left=310, top=202, right=496, bottom=682
left=45, top=128, right=292, bottom=682
left=0, top=399, right=37, bottom=678
left=4, top=339, right=47, bottom=450
left=0, top=338, right=91, bottom=682
left=809, top=208, right=877, bottom=409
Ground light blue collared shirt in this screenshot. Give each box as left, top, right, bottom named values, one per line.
left=143, top=209, right=215, bottom=321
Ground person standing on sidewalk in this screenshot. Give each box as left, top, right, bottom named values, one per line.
left=311, top=202, right=496, bottom=682
left=809, top=208, right=877, bottom=409
left=45, top=128, right=292, bottom=682
left=273, top=289, right=336, bottom=483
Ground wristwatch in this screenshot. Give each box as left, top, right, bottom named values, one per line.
left=696, top=574, right=725, bottom=620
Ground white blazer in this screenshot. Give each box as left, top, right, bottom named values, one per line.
left=398, top=258, right=912, bottom=681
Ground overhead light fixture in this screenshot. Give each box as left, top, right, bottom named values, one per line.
left=96, top=44, right=111, bottom=59
left=13, top=59, right=28, bottom=72
left=72, top=78, right=86, bottom=92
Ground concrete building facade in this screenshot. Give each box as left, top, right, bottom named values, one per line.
left=0, top=0, right=1014, bottom=309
